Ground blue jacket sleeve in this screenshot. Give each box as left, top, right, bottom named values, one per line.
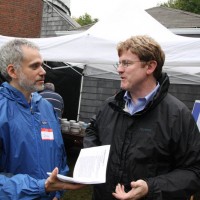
left=0, top=174, right=47, bottom=199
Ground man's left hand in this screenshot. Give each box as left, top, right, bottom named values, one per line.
left=112, top=180, right=148, bottom=200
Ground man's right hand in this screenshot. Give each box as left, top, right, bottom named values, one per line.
left=45, top=167, right=86, bottom=192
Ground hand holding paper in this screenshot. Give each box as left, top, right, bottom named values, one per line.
left=47, top=145, right=110, bottom=184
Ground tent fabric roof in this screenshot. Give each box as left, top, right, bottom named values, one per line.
left=0, top=0, right=200, bottom=84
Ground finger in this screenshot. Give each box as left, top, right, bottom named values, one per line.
left=113, top=184, right=127, bottom=199
left=50, top=167, right=58, bottom=180
left=52, top=167, right=59, bottom=175
left=115, top=184, right=120, bottom=192
left=117, top=184, right=125, bottom=193
left=130, top=181, right=138, bottom=188
left=115, top=184, right=121, bottom=193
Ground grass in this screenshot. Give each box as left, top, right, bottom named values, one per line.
left=61, top=146, right=92, bottom=200
left=62, top=186, right=92, bottom=200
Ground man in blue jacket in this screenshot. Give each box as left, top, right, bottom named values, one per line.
left=0, top=39, right=83, bottom=199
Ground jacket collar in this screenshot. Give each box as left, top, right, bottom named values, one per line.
left=111, top=73, right=170, bottom=114
left=0, top=82, right=42, bottom=108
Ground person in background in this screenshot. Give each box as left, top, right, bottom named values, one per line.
left=83, top=35, right=200, bottom=200
left=0, top=38, right=83, bottom=200
left=40, top=82, right=64, bottom=122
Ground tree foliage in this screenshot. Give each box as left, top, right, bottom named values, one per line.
left=160, top=0, right=200, bottom=14
left=74, top=13, right=98, bottom=26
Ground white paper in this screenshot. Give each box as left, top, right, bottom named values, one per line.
left=47, top=145, right=110, bottom=184
left=197, top=114, right=200, bottom=131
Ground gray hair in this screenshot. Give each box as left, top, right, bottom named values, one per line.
left=44, top=82, right=55, bottom=91
left=0, top=38, right=39, bottom=82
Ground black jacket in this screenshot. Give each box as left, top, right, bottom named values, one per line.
left=83, top=73, right=200, bottom=200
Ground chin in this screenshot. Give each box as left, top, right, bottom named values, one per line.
left=35, top=85, right=44, bottom=92
left=120, top=84, right=127, bottom=90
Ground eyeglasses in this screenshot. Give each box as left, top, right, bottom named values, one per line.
left=116, top=60, right=145, bottom=68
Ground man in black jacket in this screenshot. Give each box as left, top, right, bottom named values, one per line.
left=83, top=35, right=200, bottom=200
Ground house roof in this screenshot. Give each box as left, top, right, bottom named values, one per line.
left=66, top=6, right=200, bottom=37
left=146, top=6, right=200, bottom=28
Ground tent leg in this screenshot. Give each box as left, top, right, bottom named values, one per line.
left=77, top=75, right=84, bottom=122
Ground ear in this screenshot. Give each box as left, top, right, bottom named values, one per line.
left=7, top=64, right=18, bottom=79
left=146, top=61, right=157, bottom=75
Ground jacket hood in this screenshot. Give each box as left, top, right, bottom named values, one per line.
left=0, top=82, right=42, bottom=108
left=148, top=72, right=170, bottom=108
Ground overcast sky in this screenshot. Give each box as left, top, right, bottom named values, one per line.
left=70, top=0, right=168, bottom=20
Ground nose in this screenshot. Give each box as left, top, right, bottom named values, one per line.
left=40, top=65, right=46, bottom=75
left=117, top=65, right=124, bottom=74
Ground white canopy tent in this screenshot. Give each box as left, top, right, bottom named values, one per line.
left=0, top=0, right=200, bottom=84
left=83, top=0, right=200, bottom=84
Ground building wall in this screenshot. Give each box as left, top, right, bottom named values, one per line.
left=0, top=0, right=43, bottom=38
left=0, top=0, right=79, bottom=38
left=41, top=2, right=79, bottom=37
left=169, top=84, right=200, bottom=110
left=79, top=77, right=200, bottom=123
left=79, top=77, right=120, bottom=122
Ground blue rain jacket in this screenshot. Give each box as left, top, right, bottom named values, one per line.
left=0, top=82, right=69, bottom=199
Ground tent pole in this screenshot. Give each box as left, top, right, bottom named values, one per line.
left=77, top=74, right=84, bottom=122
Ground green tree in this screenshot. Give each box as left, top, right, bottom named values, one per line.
left=160, top=0, right=200, bottom=14
left=74, top=13, right=98, bottom=26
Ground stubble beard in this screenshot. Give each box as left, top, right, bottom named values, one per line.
left=18, top=71, right=44, bottom=92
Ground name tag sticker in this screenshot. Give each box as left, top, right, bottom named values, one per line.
left=41, top=128, right=54, bottom=140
